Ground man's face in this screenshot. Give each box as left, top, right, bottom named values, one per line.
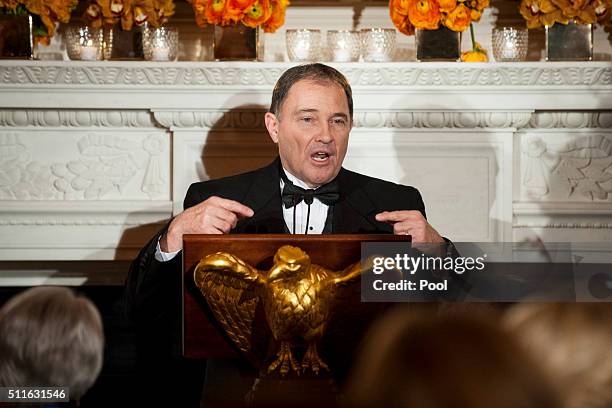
left=265, top=79, right=351, bottom=188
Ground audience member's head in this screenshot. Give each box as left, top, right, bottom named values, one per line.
left=505, top=303, right=612, bottom=408
left=0, top=286, right=104, bottom=401
left=344, top=305, right=559, bottom=408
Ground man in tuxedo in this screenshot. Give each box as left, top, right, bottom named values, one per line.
left=125, top=63, right=446, bottom=406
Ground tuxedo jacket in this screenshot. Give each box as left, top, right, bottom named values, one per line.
left=124, top=157, right=426, bottom=343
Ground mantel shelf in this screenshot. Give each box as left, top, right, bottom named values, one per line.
left=1, top=60, right=610, bottom=110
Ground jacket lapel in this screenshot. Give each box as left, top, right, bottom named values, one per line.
left=332, top=168, right=393, bottom=234
left=234, top=157, right=287, bottom=234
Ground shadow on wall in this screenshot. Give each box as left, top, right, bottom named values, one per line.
left=199, top=104, right=278, bottom=182
left=389, top=101, right=508, bottom=244
left=115, top=105, right=278, bottom=262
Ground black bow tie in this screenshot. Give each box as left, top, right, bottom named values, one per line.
left=281, top=179, right=340, bottom=208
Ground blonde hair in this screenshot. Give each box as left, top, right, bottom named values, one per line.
left=504, top=303, right=612, bottom=408
left=0, top=286, right=104, bottom=400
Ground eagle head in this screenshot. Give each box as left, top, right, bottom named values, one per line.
left=267, top=245, right=311, bottom=282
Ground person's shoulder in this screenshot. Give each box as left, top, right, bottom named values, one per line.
left=190, top=166, right=264, bottom=192
left=340, top=168, right=425, bottom=215
left=184, top=165, right=270, bottom=208
left=341, top=168, right=420, bottom=195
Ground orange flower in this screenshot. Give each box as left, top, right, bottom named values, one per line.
left=206, top=0, right=226, bottom=24
left=594, top=0, right=611, bottom=23
left=466, top=0, right=489, bottom=10
left=390, top=5, right=415, bottom=34
left=192, top=0, right=208, bottom=27
left=156, top=0, right=175, bottom=21
left=519, top=0, right=566, bottom=28
left=439, top=0, right=457, bottom=12
left=443, top=3, right=471, bottom=31
left=133, top=6, right=147, bottom=24
left=226, top=0, right=254, bottom=22
left=85, top=2, right=102, bottom=18
left=0, top=0, right=21, bottom=9
left=228, top=0, right=255, bottom=9
left=34, top=35, right=51, bottom=46
left=470, top=8, right=482, bottom=21
left=408, top=0, right=441, bottom=29
left=242, top=0, right=272, bottom=28
left=391, top=0, right=411, bottom=15
left=263, top=0, right=289, bottom=33
left=110, top=0, right=124, bottom=15
left=461, top=49, right=487, bottom=61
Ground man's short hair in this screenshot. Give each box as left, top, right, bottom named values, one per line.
left=269, top=63, right=354, bottom=120
left=0, top=286, right=104, bottom=400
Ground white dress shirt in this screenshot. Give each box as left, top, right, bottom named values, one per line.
left=154, top=167, right=330, bottom=262
left=280, top=168, right=329, bottom=235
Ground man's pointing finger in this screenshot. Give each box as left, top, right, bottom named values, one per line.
left=215, top=197, right=254, bottom=218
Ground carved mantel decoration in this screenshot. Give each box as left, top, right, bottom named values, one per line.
left=0, top=60, right=611, bottom=260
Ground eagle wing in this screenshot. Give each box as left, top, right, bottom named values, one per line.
left=194, top=252, right=265, bottom=355
left=331, top=256, right=376, bottom=286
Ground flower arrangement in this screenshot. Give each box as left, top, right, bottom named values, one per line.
left=188, top=0, right=290, bottom=33
left=519, top=0, right=611, bottom=28
left=389, top=0, right=489, bottom=34
left=0, top=0, right=77, bottom=41
left=84, top=0, right=176, bottom=30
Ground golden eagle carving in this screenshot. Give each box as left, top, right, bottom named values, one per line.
left=193, top=245, right=366, bottom=376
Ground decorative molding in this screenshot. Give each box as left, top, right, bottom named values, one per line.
left=1, top=62, right=611, bottom=88
left=343, top=66, right=612, bottom=87
left=0, top=201, right=171, bottom=226
left=0, top=64, right=285, bottom=87
left=514, top=202, right=612, bottom=214
left=514, top=222, right=612, bottom=229
left=153, top=110, right=266, bottom=129
left=0, top=219, right=167, bottom=226
left=514, top=202, right=612, bottom=228
left=0, top=132, right=167, bottom=200
left=527, top=112, right=612, bottom=129
left=353, top=111, right=532, bottom=128
left=521, top=134, right=612, bottom=201
left=0, top=109, right=156, bottom=128
left=7, top=108, right=611, bottom=130
left=154, top=110, right=533, bottom=129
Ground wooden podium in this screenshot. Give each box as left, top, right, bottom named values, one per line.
left=182, top=234, right=408, bottom=407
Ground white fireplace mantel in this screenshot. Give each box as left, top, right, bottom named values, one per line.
left=1, top=61, right=611, bottom=110
left=0, top=60, right=611, bottom=260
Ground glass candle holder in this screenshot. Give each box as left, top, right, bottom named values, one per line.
left=327, top=30, right=360, bottom=62
left=492, top=27, right=528, bottom=62
left=361, top=28, right=396, bottom=62
left=142, top=26, right=179, bottom=61
left=65, top=26, right=104, bottom=61
left=286, top=29, right=321, bottom=62
left=545, top=21, right=592, bottom=61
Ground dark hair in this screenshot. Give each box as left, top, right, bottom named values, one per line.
left=269, top=63, right=353, bottom=120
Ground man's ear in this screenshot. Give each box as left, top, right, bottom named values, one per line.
left=265, top=112, right=279, bottom=143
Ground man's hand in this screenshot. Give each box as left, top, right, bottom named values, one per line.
left=375, top=210, right=444, bottom=243
left=160, top=196, right=254, bottom=253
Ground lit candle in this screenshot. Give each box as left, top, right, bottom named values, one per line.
left=151, top=47, right=170, bottom=61
left=332, top=48, right=351, bottom=62
left=293, top=41, right=310, bottom=61
left=502, top=39, right=518, bottom=60
left=331, top=39, right=351, bottom=62
left=368, top=48, right=388, bottom=62
left=80, top=40, right=98, bottom=61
